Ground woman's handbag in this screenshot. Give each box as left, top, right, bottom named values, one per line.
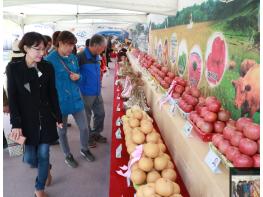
left=7, top=134, right=26, bottom=157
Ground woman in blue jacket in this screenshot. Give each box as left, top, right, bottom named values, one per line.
left=45, top=31, right=95, bottom=168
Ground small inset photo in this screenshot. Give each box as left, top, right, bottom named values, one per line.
left=230, top=168, right=260, bottom=197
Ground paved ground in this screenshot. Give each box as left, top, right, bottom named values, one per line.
left=3, top=63, right=115, bottom=197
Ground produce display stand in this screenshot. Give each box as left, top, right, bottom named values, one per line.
left=127, top=52, right=229, bottom=197
left=109, top=62, right=190, bottom=197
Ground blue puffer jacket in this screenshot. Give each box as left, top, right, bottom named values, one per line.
left=45, top=51, right=84, bottom=116
left=77, top=48, right=101, bottom=96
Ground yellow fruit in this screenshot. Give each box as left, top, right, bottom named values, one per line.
left=162, top=153, right=171, bottom=161
left=155, top=178, right=174, bottom=197
left=126, top=109, right=133, bottom=118
left=132, top=131, right=145, bottom=144
left=133, top=110, right=143, bottom=120
left=140, top=120, right=153, bottom=134
left=138, top=157, right=154, bottom=172
left=131, top=162, right=139, bottom=171
left=154, top=156, right=168, bottom=171
left=172, top=182, right=181, bottom=194
left=166, top=160, right=175, bottom=169
left=144, top=143, right=160, bottom=158
left=131, top=169, right=146, bottom=185
left=142, top=183, right=155, bottom=196
left=129, top=118, right=140, bottom=128
left=147, top=170, right=161, bottom=183
left=127, top=143, right=137, bottom=154
left=146, top=132, right=160, bottom=143
left=158, top=143, right=166, bottom=152
left=161, top=169, right=177, bottom=181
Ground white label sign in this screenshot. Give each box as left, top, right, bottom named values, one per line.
left=205, top=149, right=222, bottom=173
left=183, top=121, right=193, bottom=137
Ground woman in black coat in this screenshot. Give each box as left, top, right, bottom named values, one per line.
left=7, top=32, right=63, bottom=197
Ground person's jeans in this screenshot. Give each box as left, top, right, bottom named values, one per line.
left=82, top=95, right=105, bottom=136
left=58, top=109, right=90, bottom=156
left=23, top=144, right=50, bottom=190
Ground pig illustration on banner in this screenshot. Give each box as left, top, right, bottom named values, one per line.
left=232, top=63, right=260, bottom=118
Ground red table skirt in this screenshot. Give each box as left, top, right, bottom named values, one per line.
left=109, top=63, right=189, bottom=197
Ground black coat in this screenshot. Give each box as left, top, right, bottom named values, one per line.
left=6, top=58, right=62, bottom=145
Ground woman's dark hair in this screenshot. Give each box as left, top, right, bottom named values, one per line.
left=18, top=32, right=47, bottom=53
left=52, top=31, right=61, bottom=46
left=56, top=31, right=77, bottom=47
left=44, top=35, right=52, bottom=43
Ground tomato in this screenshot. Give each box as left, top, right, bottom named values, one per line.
left=233, top=154, right=253, bottom=167
left=223, top=126, right=236, bottom=140
left=190, top=87, right=201, bottom=98
left=207, top=100, right=221, bottom=113
left=214, top=121, right=226, bottom=133
left=204, top=111, right=218, bottom=123
left=185, top=95, right=198, bottom=106
left=200, top=107, right=209, bottom=118
left=174, top=85, right=185, bottom=94
left=161, top=66, right=169, bottom=74
left=212, top=134, right=224, bottom=147
left=205, top=96, right=217, bottom=106
left=243, top=123, right=260, bottom=141
left=230, top=133, right=243, bottom=147
left=218, top=110, right=230, bottom=122
left=167, top=72, right=175, bottom=79
left=239, top=138, right=258, bottom=156
left=236, top=117, right=253, bottom=132
left=226, top=146, right=240, bottom=162
left=172, top=92, right=181, bottom=99
left=252, top=154, right=260, bottom=167
left=218, top=140, right=230, bottom=154
left=226, top=119, right=236, bottom=129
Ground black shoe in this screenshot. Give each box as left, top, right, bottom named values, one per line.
left=80, top=149, right=95, bottom=162
left=88, top=137, right=96, bottom=148
left=67, top=123, right=72, bottom=127
left=50, top=140, right=59, bottom=145
left=94, top=134, right=107, bottom=143
left=65, top=154, right=78, bottom=168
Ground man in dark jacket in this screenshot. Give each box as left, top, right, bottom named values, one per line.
left=77, top=34, right=107, bottom=147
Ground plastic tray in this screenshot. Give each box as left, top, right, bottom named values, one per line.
left=209, top=142, right=234, bottom=169
left=188, top=118, right=213, bottom=142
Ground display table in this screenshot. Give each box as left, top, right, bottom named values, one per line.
left=127, top=53, right=229, bottom=197
left=109, top=63, right=190, bottom=197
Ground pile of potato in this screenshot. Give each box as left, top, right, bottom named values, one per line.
left=121, top=106, right=182, bottom=197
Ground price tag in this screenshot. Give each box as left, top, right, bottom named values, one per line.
left=115, top=144, right=122, bottom=158
left=205, top=149, right=222, bottom=173
left=183, top=121, right=193, bottom=137
left=115, top=128, right=122, bottom=139
left=116, top=103, right=121, bottom=111
left=116, top=117, right=122, bottom=126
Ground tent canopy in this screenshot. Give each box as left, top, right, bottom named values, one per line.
left=3, top=0, right=178, bottom=26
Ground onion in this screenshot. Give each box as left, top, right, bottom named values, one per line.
left=218, top=110, right=230, bottom=122
left=243, top=123, right=260, bottom=141
left=252, top=154, right=260, bottom=167
left=172, top=92, right=181, bottom=99
left=200, top=107, right=209, bottom=118
left=212, top=134, right=224, bottom=147
left=239, top=138, right=258, bottom=156
left=198, top=96, right=206, bottom=105
left=214, top=121, right=226, bottom=133
left=226, top=146, right=240, bottom=162
left=236, top=117, right=253, bottom=132
left=233, top=154, right=254, bottom=167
